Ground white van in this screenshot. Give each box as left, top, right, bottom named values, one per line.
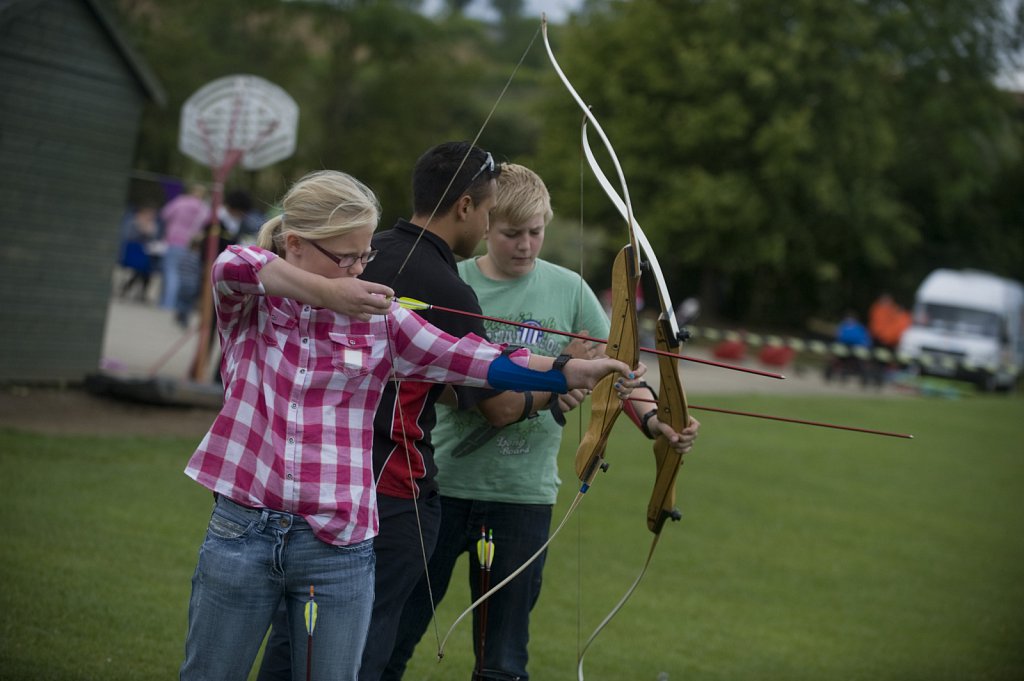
left=898, top=269, right=1024, bottom=391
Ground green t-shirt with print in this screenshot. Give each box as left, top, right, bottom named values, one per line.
left=432, top=257, right=610, bottom=504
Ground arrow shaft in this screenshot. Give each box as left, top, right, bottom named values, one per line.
left=415, top=300, right=784, bottom=380
left=691, top=403, right=913, bottom=439
left=627, top=397, right=913, bottom=439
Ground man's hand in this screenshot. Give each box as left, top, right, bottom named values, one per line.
left=651, top=416, right=701, bottom=455
left=323, top=278, right=394, bottom=320
left=561, top=333, right=599, bottom=360
left=556, top=388, right=587, bottom=414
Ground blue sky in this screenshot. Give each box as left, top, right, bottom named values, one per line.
left=421, top=0, right=581, bottom=22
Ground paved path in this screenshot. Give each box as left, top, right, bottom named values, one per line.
left=100, top=297, right=207, bottom=381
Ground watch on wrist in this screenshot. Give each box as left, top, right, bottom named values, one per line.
left=552, top=353, right=572, bottom=372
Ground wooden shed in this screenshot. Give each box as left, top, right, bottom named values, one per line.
left=0, top=0, right=164, bottom=383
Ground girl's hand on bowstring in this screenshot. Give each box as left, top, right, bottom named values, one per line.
left=557, top=388, right=588, bottom=414
left=322, top=278, right=394, bottom=320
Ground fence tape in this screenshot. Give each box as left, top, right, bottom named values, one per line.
left=682, top=325, right=1019, bottom=376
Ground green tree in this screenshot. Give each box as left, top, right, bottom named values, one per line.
left=881, top=1, right=1024, bottom=291
left=533, top=0, right=1022, bottom=326
left=109, top=0, right=1023, bottom=328
left=304, top=4, right=541, bottom=227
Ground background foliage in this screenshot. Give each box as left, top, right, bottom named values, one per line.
left=111, top=0, right=1024, bottom=327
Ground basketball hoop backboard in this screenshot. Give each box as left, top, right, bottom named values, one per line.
left=179, top=74, right=299, bottom=171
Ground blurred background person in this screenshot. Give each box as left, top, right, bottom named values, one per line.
left=825, top=310, right=874, bottom=385
left=217, top=189, right=264, bottom=248
left=868, top=292, right=911, bottom=351
left=118, top=203, right=159, bottom=302
left=159, top=183, right=210, bottom=310
left=174, top=233, right=204, bottom=328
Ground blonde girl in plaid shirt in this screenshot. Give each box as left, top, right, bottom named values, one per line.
left=179, top=170, right=637, bottom=681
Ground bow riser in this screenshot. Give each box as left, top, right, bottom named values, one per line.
left=574, top=245, right=641, bottom=488
left=647, top=314, right=691, bottom=534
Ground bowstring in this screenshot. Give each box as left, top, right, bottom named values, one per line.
left=577, top=533, right=662, bottom=679
left=378, top=314, right=445, bottom=650
left=574, top=118, right=587, bottom=664
left=379, top=24, right=541, bottom=654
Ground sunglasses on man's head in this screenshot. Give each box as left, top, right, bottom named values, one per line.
left=467, top=151, right=495, bottom=185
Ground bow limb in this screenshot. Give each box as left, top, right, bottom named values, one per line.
left=576, top=318, right=690, bottom=677
left=542, top=16, right=641, bottom=265
left=581, top=123, right=681, bottom=341
left=542, top=16, right=644, bottom=488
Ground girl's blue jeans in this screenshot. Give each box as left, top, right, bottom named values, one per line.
left=180, top=495, right=374, bottom=681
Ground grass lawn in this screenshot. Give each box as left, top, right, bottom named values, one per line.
left=2, top=393, right=1022, bottom=680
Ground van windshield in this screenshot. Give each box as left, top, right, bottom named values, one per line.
left=917, top=303, right=1002, bottom=338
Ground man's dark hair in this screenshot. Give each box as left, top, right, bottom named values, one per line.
left=411, top=141, right=501, bottom=216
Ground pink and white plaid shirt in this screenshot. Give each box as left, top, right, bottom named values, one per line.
left=185, top=245, right=527, bottom=546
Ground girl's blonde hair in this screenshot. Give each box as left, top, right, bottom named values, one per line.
left=492, top=163, right=553, bottom=227
left=257, top=170, right=380, bottom=254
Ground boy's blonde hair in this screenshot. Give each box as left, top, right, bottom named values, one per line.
left=492, top=163, right=553, bottom=227
left=257, top=170, right=380, bottom=254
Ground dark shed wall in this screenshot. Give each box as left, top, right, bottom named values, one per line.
left=0, top=0, right=148, bottom=382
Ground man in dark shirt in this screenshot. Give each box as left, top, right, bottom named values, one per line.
left=368, top=142, right=500, bottom=505
left=257, top=141, right=502, bottom=681
left=359, top=142, right=502, bottom=680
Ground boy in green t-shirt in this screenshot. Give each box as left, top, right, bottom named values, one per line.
left=384, top=164, right=701, bottom=681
